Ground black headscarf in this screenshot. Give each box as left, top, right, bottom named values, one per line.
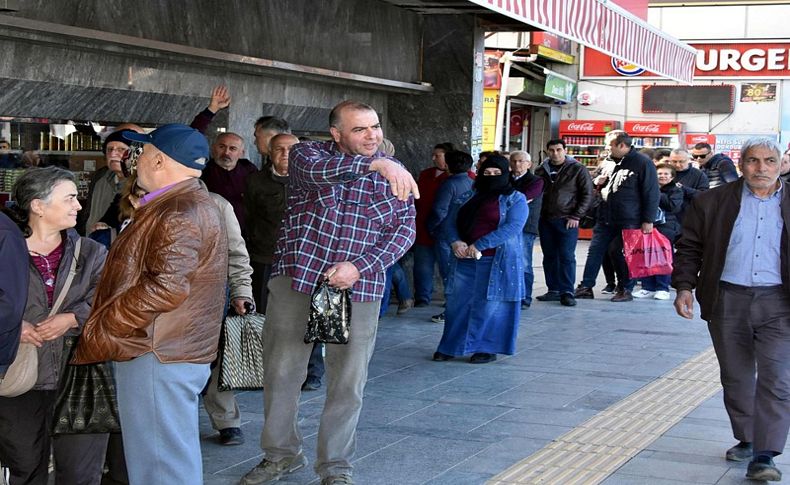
left=457, top=155, right=514, bottom=241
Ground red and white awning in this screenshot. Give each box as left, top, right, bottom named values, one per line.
left=468, top=0, right=696, bottom=84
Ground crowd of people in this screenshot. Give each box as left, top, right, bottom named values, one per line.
left=2, top=85, right=790, bottom=484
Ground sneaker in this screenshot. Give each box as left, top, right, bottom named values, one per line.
left=536, top=292, right=561, bottom=302
left=601, top=283, right=616, bottom=294
left=610, top=289, right=633, bottom=302
left=653, top=290, right=671, bottom=300
left=321, top=474, right=354, bottom=485
left=240, top=454, right=308, bottom=485
left=746, top=455, right=782, bottom=481
left=633, top=289, right=655, bottom=298
left=469, top=353, right=497, bottom=364
left=301, top=375, right=322, bottom=391
left=397, top=298, right=414, bottom=315
left=218, top=427, right=244, bottom=446
left=560, top=294, right=577, bottom=307
left=725, top=441, right=753, bottom=462
left=431, top=312, right=445, bottom=324
left=574, top=286, right=594, bottom=299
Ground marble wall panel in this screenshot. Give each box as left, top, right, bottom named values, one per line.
left=11, top=0, right=422, bottom=83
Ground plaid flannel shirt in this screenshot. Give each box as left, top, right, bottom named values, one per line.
left=272, top=140, right=416, bottom=302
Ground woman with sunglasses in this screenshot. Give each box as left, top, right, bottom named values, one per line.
left=0, top=166, right=108, bottom=484
left=433, top=155, right=528, bottom=364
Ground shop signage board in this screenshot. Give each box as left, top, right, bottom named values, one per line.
left=686, top=134, right=717, bottom=149
left=624, top=121, right=682, bottom=135
left=582, top=41, right=790, bottom=79
left=530, top=33, right=574, bottom=65
left=740, top=83, right=777, bottom=103
left=544, top=73, right=575, bottom=103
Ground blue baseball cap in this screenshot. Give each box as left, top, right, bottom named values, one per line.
left=123, top=124, right=209, bottom=171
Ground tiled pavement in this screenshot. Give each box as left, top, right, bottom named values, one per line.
left=200, top=242, right=790, bottom=484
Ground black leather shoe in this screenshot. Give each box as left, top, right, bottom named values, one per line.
left=560, top=294, right=577, bottom=307
left=536, top=292, right=561, bottom=302
left=746, top=455, right=782, bottom=481
left=218, top=427, right=245, bottom=446
left=725, top=441, right=752, bottom=461
left=432, top=351, right=453, bottom=361
left=302, top=375, right=322, bottom=391
left=469, top=353, right=497, bottom=364
left=574, top=286, right=594, bottom=299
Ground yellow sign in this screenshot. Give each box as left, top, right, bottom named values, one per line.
left=532, top=45, right=575, bottom=65
left=482, top=89, right=499, bottom=151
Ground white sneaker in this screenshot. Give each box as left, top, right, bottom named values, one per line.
left=654, top=290, right=671, bottom=300
left=633, top=289, right=655, bottom=298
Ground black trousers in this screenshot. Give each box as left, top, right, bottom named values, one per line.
left=0, top=390, right=108, bottom=485
left=710, top=282, right=790, bottom=454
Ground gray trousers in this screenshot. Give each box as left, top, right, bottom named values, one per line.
left=204, top=355, right=241, bottom=430
left=260, top=276, right=380, bottom=478
left=709, top=282, right=790, bottom=454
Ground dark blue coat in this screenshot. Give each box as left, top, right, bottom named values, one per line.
left=0, top=211, right=28, bottom=376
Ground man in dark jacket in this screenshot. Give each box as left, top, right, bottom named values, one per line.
left=0, top=210, right=27, bottom=379
left=673, top=137, right=788, bottom=482
left=691, top=142, right=738, bottom=188
left=576, top=130, right=659, bottom=302
left=510, top=150, right=543, bottom=307
left=535, top=139, right=593, bottom=307
left=669, top=148, right=709, bottom=223
left=244, top=133, right=326, bottom=392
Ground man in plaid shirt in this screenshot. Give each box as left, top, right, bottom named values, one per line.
left=240, top=101, right=418, bottom=485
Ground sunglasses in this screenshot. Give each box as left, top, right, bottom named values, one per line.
left=691, top=153, right=710, bottom=160
left=121, top=142, right=144, bottom=178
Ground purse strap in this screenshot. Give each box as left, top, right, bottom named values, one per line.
left=49, top=238, right=81, bottom=317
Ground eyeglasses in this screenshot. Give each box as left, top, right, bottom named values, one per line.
left=121, top=142, right=144, bottom=178
left=691, top=153, right=710, bottom=160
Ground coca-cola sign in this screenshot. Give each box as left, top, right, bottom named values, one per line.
left=631, top=123, right=661, bottom=133
left=566, top=122, right=595, bottom=132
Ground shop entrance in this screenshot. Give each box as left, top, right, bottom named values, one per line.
left=505, top=98, right=558, bottom=162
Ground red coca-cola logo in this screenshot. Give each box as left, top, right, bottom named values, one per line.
left=631, top=123, right=660, bottom=133
left=566, top=122, right=595, bottom=131
left=689, top=135, right=709, bottom=142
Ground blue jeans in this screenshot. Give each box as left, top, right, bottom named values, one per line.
left=642, top=274, right=671, bottom=292
left=580, top=223, right=633, bottom=291
left=521, top=233, right=537, bottom=304
left=412, top=244, right=436, bottom=305
left=116, top=353, right=210, bottom=485
left=538, top=217, right=579, bottom=296
left=380, top=261, right=413, bottom=317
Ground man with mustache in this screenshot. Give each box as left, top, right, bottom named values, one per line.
left=200, top=132, right=258, bottom=235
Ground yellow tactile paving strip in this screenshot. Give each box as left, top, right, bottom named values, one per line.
left=487, top=347, right=722, bottom=485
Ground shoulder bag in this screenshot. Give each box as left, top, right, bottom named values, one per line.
left=0, top=239, right=81, bottom=398
left=51, top=239, right=122, bottom=435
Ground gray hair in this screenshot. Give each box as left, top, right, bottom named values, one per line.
left=510, top=150, right=531, bottom=162
left=670, top=148, right=689, bottom=159
left=740, top=137, right=782, bottom=162
left=9, top=166, right=75, bottom=236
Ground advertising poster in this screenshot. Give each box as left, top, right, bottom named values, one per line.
left=740, top=83, right=777, bottom=103
left=715, top=133, right=777, bottom=163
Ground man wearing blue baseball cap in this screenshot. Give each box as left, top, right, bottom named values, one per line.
left=74, top=123, right=229, bottom=485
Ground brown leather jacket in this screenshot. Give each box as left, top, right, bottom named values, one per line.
left=672, top=178, right=790, bottom=321
left=73, top=178, right=229, bottom=364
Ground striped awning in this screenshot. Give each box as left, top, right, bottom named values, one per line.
left=468, top=0, right=696, bottom=84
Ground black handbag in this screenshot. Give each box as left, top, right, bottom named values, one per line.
left=51, top=336, right=121, bottom=435
left=304, top=278, right=352, bottom=345
left=218, top=311, right=266, bottom=392
left=579, top=193, right=601, bottom=229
